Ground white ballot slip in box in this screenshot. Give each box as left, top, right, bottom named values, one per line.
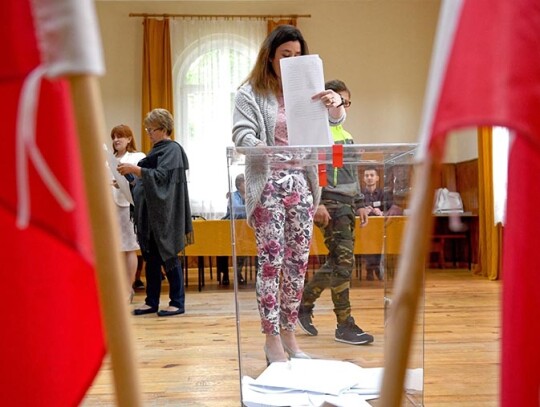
left=280, top=55, right=332, bottom=146
left=241, top=359, right=383, bottom=407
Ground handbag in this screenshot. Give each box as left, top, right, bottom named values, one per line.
left=433, top=188, right=464, bottom=213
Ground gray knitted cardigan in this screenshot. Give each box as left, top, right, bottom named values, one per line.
left=232, top=83, right=344, bottom=225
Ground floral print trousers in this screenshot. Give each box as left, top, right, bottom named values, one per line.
left=252, top=169, right=314, bottom=336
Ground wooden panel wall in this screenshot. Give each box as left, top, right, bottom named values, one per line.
left=436, top=164, right=457, bottom=191
left=436, top=159, right=479, bottom=267
left=455, top=159, right=479, bottom=213
left=437, top=160, right=479, bottom=213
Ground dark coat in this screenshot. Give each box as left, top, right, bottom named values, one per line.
left=132, top=139, right=193, bottom=270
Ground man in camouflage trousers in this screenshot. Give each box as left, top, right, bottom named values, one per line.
left=298, top=80, right=374, bottom=346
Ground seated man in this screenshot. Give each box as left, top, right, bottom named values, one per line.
left=362, top=166, right=402, bottom=280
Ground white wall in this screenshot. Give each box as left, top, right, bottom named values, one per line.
left=95, top=0, right=478, bottom=162
left=444, top=129, right=479, bottom=163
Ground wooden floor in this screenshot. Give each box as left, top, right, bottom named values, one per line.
left=82, top=267, right=500, bottom=406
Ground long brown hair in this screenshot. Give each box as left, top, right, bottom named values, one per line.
left=244, top=25, right=309, bottom=95
left=110, top=124, right=138, bottom=155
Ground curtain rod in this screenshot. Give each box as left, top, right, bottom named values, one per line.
left=128, top=13, right=311, bottom=20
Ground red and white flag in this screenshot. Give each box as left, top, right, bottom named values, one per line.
left=0, top=0, right=105, bottom=405
left=419, top=0, right=540, bottom=404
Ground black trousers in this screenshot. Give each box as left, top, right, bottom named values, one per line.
left=216, top=256, right=247, bottom=284
left=144, top=235, right=185, bottom=309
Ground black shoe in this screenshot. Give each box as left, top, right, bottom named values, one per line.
left=157, top=308, right=185, bottom=317
left=222, top=278, right=230, bottom=286
left=132, top=280, right=145, bottom=290
left=298, top=305, right=318, bottom=336
left=132, top=306, right=158, bottom=315
left=335, top=317, right=374, bottom=345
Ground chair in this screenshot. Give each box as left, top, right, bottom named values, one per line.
left=430, top=233, right=470, bottom=269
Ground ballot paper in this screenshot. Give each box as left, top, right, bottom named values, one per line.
left=241, top=359, right=424, bottom=407
left=280, top=55, right=333, bottom=146
left=241, top=359, right=383, bottom=406
left=103, top=144, right=133, bottom=205
left=250, top=359, right=362, bottom=395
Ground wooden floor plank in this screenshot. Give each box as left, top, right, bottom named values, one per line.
left=82, top=268, right=500, bottom=406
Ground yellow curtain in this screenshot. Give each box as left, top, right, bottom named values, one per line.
left=267, top=18, right=297, bottom=34
left=141, top=18, right=174, bottom=153
left=477, top=127, right=502, bottom=280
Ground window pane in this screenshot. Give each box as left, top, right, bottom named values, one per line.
left=173, top=26, right=263, bottom=219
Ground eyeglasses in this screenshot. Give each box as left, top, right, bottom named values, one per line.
left=145, top=127, right=161, bottom=134
left=342, top=99, right=352, bottom=108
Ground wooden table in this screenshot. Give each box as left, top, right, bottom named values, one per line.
left=185, top=217, right=408, bottom=257
left=183, top=217, right=408, bottom=290
left=144, top=215, right=476, bottom=290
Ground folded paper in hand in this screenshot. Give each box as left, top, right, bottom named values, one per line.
left=433, top=188, right=464, bottom=213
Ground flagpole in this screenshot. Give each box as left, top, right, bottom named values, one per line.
left=379, top=154, right=440, bottom=406
left=69, top=74, right=143, bottom=407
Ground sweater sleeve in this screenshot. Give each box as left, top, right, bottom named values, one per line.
left=232, top=85, right=266, bottom=147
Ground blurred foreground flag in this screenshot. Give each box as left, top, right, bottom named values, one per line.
left=417, top=0, right=540, bottom=405
left=0, top=0, right=105, bottom=405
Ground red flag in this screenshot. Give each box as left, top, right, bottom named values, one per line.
left=419, top=0, right=540, bottom=405
left=0, top=1, right=105, bottom=405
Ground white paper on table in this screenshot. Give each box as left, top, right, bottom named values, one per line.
left=103, top=144, right=133, bottom=205
left=280, top=55, right=332, bottom=146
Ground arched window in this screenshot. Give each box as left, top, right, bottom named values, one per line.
left=171, top=20, right=265, bottom=218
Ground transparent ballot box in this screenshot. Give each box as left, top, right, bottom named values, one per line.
left=226, top=144, right=423, bottom=406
